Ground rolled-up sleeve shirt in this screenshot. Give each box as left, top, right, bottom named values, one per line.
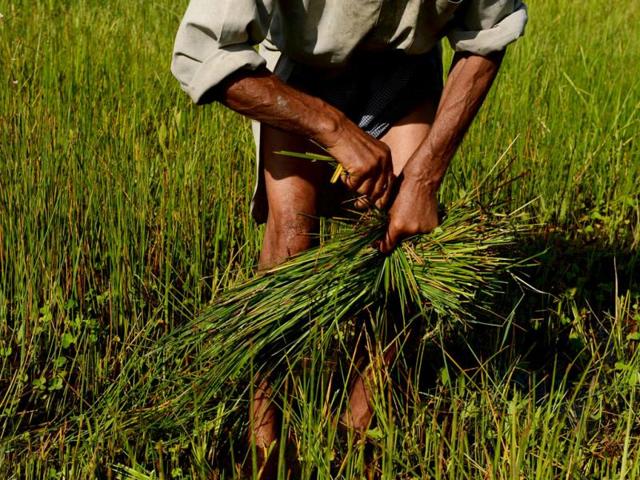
left=172, top=0, right=528, bottom=104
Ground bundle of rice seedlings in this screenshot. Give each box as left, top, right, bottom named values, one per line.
left=91, top=195, right=530, bottom=440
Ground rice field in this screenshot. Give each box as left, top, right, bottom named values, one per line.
left=1, top=0, right=639, bottom=478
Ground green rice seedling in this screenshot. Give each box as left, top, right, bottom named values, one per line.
left=2, top=0, right=639, bottom=476
left=84, top=196, right=531, bottom=453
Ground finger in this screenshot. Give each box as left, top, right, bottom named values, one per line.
left=355, top=178, right=375, bottom=198
left=374, top=173, right=396, bottom=210
left=369, top=174, right=386, bottom=206
left=340, top=169, right=351, bottom=186
left=378, top=228, right=396, bottom=255
left=353, top=195, right=370, bottom=210
left=340, top=170, right=351, bottom=187
left=342, top=172, right=364, bottom=193
left=387, top=171, right=398, bottom=201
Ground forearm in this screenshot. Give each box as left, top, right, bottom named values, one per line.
left=217, top=68, right=344, bottom=146
left=403, top=51, right=505, bottom=187
left=215, top=68, right=396, bottom=207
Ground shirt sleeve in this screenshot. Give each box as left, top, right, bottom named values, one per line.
left=447, top=0, right=528, bottom=56
left=171, top=0, right=273, bottom=104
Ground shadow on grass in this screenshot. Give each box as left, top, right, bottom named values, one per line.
left=412, top=233, right=640, bottom=396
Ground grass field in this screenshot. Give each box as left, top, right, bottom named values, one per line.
left=1, top=0, right=639, bottom=478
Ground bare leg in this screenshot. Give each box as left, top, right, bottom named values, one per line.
left=249, top=124, right=328, bottom=477
left=342, top=97, right=438, bottom=431
left=249, top=378, right=279, bottom=477
left=258, top=125, right=329, bottom=269
left=250, top=95, right=438, bottom=464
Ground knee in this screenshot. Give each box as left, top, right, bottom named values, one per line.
left=271, top=208, right=316, bottom=248
left=261, top=207, right=318, bottom=267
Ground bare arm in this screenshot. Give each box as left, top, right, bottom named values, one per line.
left=404, top=50, right=504, bottom=187
left=379, top=51, right=505, bottom=252
left=219, top=69, right=341, bottom=142
left=217, top=69, right=395, bottom=207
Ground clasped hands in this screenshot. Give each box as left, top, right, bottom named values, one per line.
left=316, top=115, right=440, bottom=254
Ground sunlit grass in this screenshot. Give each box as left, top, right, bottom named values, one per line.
left=0, top=0, right=639, bottom=478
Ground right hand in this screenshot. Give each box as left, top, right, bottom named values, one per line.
left=220, top=71, right=395, bottom=207
left=315, top=115, right=395, bottom=210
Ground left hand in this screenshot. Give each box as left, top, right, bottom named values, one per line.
left=377, top=175, right=440, bottom=254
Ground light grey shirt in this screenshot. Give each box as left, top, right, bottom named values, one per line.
left=172, top=0, right=528, bottom=104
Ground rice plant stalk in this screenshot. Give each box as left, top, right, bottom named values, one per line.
left=86, top=198, right=530, bottom=441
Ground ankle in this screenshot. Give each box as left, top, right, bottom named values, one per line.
left=340, top=408, right=373, bottom=432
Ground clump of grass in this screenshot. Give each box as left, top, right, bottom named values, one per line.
left=90, top=197, right=530, bottom=441
left=2, top=0, right=640, bottom=476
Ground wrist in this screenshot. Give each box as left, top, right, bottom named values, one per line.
left=403, top=163, right=442, bottom=192
left=408, top=176, right=440, bottom=196
left=309, top=104, right=346, bottom=147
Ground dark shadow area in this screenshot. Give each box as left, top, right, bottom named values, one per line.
left=412, top=232, right=639, bottom=398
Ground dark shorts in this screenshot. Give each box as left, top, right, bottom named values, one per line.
left=251, top=46, right=444, bottom=224
left=288, top=46, right=443, bottom=139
